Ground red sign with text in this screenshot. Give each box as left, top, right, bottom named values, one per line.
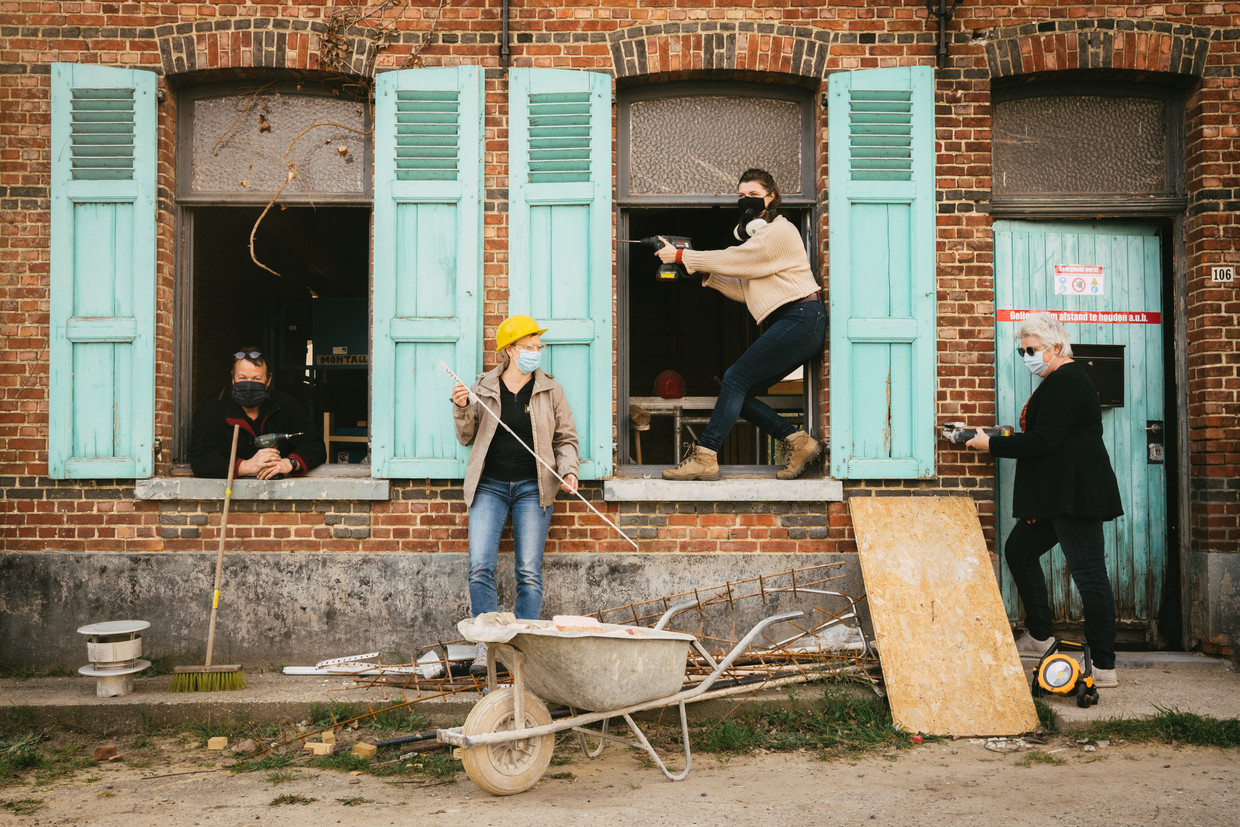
left=997, top=309, right=1162, bottom=324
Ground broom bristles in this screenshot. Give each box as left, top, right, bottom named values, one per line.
left=169, top=669, right=246, bottom=692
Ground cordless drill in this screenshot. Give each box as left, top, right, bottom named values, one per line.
left=253, top=432, right=304, bottom=450
left=940, top=423, right=1015, bottom=444
left=623, top=236, right=694, bottom=281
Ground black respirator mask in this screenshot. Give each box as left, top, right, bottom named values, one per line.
left=230, top=380, right=270, bottom=408
left=734, top=195, right=769, bottom=242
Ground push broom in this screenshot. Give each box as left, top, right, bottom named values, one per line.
left=170, top=424, right=246, bottom=692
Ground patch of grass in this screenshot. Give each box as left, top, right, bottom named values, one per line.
left=1015, top=750, right=1067, bottom=767
left=0, top=733, right=48, bottom=781
left=265, top=770, right=297, bottom=785
left=695, top=682, right=931, bottom=760
left=371, top=751, right=461, bottom=781
left=699, top=719, right=760, bottom=754
left=1080, top=708, right=1240, bottom=748
left=305, top=702, right=428, bottom=733
left=0, top=708, right=37, bottom=737
left=1034, top=699, right=1059, bottom=733
left=310, top=752, right=371, bottom=773
left=2, top=798, right=44, bottom=815
left=269, top=793, right=315, bottom=806
left=368, top=706, right=430, bottom=733
left=338, top=796, right=368, bottom=806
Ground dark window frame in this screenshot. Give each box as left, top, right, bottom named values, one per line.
left=172, top=79, right=374, bottom=470
left=615, top=81, right=820, bottom=469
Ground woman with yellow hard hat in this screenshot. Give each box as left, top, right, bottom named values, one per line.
left=450, top=314, right=579, bottom=675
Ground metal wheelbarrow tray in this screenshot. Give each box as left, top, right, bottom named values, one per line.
left=437, top=607, right=808, bottom=795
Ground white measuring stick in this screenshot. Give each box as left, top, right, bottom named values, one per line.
left=441, top=361, right=638, bottom=549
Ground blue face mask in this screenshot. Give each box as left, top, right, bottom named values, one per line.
left=1022, top=350, right=1049, bottom=377
left=515, top=348, right=542, bottom=375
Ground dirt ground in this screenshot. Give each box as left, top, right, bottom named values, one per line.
left=3, top=728, right=1238, bottom=826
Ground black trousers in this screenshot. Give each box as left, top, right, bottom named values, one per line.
left=1005, top=516, right=1117, bottom=670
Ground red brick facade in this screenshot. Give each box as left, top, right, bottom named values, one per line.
left=0, top=4, right=1236, bottom=590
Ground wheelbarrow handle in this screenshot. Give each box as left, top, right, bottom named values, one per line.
left=689, top=610, right=804, bottom=694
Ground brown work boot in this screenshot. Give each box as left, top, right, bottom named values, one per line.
left=777, top=431, right=822, bottom=479
left=662, top=444, right=720, bottom=481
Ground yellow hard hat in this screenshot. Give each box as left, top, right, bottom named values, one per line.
left=495, top=314, right=548, bottom=352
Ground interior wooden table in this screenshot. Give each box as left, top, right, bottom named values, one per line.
left=628, top=395, right=805, bottom=463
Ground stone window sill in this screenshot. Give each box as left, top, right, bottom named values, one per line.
left=604, top=466, right=843, bottom=503
left=135, top=464, right=390, bottom=501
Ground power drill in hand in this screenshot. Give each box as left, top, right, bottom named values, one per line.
left=253, top=432, right=304, bottom=450
left=623, top=236, right=694, bottom=281
left=940, top=423, right=1015, bottom=444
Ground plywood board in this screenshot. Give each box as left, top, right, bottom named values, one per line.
left=851, top=496, right=1038, bottom=737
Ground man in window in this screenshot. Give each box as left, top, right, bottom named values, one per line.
left=189, top=348, right=326, bottom=479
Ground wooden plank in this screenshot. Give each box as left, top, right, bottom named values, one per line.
left=851, top=496, right=1038, bottom=737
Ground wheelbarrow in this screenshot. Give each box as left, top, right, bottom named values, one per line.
left=436, top=607, right=805, bottom=795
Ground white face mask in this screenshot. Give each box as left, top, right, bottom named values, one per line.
left=1022, top=348, right=1050, bottom=377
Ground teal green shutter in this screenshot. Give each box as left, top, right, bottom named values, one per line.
left=508, top=69, right=613, bottom=479
left=371, top=67, right=483, bottom=478
left=828, top=67, right=936, bottom=479
left=49, top=64, right=157, bottom=479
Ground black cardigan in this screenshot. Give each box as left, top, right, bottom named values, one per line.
left=189, top=388, right=326, bottom=479
left=988, top=361, right=1124, bottom=520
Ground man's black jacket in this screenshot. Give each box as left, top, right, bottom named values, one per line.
left=189, top=387, right=327, bottom=478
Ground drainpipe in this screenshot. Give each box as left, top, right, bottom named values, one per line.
left=925, top=0, right=963, bottom=69
left=501, top=0, right=511, bottom=69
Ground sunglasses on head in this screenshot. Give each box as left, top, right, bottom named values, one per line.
left=233, top=350, right=264, bottom=361
left=1016, top=345, right=1049, bottom=357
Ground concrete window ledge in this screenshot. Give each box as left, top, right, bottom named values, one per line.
left=604, top=469, right=843, bottom=503
left=135, top=466, right=390, bottom=501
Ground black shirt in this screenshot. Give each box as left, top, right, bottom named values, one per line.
left=988, top=361, right=1123, bottom=520
left=482, top=379, right=537, bottom=481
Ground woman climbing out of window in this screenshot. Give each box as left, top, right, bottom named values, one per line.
left=656, top=168, right=826, bottom=481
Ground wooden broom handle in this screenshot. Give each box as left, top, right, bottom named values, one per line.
left=204, top=424, right=241, bottom=668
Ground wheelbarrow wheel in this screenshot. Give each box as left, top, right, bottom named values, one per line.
left=461, top=687, right=554, bottom=795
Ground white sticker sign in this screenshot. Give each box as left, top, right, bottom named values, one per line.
left=1054, top=264, right=1104, bottom=296
left=1212, top=266, right=1235, bottom=283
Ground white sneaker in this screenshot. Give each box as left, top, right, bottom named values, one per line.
left=469, top=642, right=488, bottom=677
left=1015, top=631, right=1056, bottom=658
left=1092, top=667, right=1119, bottom=689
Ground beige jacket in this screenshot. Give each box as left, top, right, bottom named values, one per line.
left=681, top=215, right=820, bottom=324
left=453, top=361, right=579, bottom=508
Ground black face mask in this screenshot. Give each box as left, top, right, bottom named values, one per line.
left=230, top=380, right=270, bottom=408
left=735, top=195, right=769, bottom=241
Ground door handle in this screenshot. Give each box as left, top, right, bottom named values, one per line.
left=1146, top=420, right=1164, bottom=465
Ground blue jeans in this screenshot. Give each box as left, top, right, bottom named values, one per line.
left=699, top=298, right=827, bottom=453
left=468, top=476, right=554, bottom=620
left=1004, top=516, right=1117, bottom=670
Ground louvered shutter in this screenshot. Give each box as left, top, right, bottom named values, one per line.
left=49, top=64, right=157, bottom=479
left=371, top=67, right=484, bottom=478
left=508, top=69, right=613, bottom=479
left=827, top=67, right=936, bottom=479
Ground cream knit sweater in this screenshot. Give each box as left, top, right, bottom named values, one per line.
left=681, top=215, right=820, bottom=324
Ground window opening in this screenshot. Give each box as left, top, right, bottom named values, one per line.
left=175, top=79, right=374, bottom=472
left=186, top=205, right=371, bottom=467
left=618, top=82, right=817, bottom=469
left=624, top=206, right=812, bottom=467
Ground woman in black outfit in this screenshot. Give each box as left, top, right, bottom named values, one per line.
left=966, top=313, right=1124, bottom=688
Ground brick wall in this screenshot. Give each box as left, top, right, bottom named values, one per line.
left=0, top=1, right=1237, bottom=561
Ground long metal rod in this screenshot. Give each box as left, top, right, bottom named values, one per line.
left=441, top=361, right=637, bottom=548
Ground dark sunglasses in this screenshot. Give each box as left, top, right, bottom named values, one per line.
left=233, top=350, right=264, bottom=361
left=1016, top=345, right=1048, bottom=357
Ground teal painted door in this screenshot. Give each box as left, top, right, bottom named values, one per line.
left=371, top=67, right=484, bottom=478
left=49, top=64, right=157, bottom=479
left=508, top=68, right=613, bottom=479
left=827, top=66, right=936, bottom=479
left=993, top=221, right=1166, bottom=631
